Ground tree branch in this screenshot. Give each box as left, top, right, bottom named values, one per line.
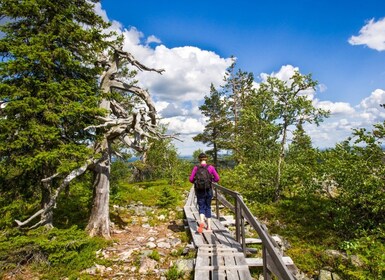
left=15, top=159, right=97, bottom=228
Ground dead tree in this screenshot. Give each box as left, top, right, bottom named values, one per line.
left=85, top=46, right=168, bottom=238
left=15, top=46, right=168, bottom=238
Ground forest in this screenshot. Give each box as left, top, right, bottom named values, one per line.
left=1, top=1, right=385, bottom=279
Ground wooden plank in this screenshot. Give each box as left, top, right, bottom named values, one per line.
left=223, top=251, right=239, bottom=280
left=184, top=187, right=195, bottom=205
left=194, top=269, right=210, bottom=279
left=195, top=265, right=250, bottom=270
left=209, top=218, right=242, bottom=250
left=234, top=253, right=252, bottom=280
left=184, top=206, right=206, bottom=247
left=246, top=256, right=294, bottom=267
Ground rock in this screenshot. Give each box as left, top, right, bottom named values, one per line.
left=157, top=241, right=171, bottom=249
left=350, top=254, right=364, bottom=267
left=139, top=257, right=158, bottom=274
left=148, top=229, right=159, bottom=235
left=146, top=242, right=157, bottom=249
left=116, top=249, right=134, bottom=261
left=318, top=269, right=341, bottom=280
left=136, top=236, right=146, bottom=242
left=325, top=249, right=348, bottom=261
left=175, top=259, right=194, bottom=273
left=170, top=238, right=182, bottom=247
left=82, top=263, right=107, bottom=275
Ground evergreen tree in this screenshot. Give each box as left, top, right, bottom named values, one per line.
left=221, top=60, right=255, bottom=162
left=237, top=82, right=280, bottom=162
left=0, top=0, right=110, bottom=227
left=284, top=121, right=319, bottom=196
left=193, top=83, right=230, bottom=166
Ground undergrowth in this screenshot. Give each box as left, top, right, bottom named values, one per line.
left=0, top=226, right=110, bottom=279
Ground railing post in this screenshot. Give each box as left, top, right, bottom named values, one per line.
left=214, top=184, right=219, bottom=219
left=241, top=208, right=246, bottom=255
left=263, top=244, right=271, bottom=280
left=235, top=196, right=241, bottom=243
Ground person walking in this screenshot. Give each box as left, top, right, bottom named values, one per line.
left=189, top=153, right=220, bottom=233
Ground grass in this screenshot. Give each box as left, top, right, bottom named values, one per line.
left=246, top=194, right=385, bottom=279
left=0, top=177, right=193, bottom=279
left=111, top=179, right=190, bottom=207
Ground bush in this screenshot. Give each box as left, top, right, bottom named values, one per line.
left=0, top=226, right=109, bottom=279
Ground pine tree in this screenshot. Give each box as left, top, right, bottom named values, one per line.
left=0, top=0, right=111, bottom=227
left=221, top=60, right=254, bottom=162
left=193, top=83, right=230, bottom=166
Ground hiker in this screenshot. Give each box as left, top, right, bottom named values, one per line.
left=189, top=153, right=220, bottom=233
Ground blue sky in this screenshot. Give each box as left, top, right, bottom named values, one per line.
left=97, top=1, right=385, bottom=155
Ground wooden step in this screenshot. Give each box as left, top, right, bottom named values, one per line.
left=245, top=235, right=282, bottom=244
left=246, top=256, right=294, bottom=267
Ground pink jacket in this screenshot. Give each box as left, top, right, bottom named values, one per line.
left=189, top=164, right=220, bottom=183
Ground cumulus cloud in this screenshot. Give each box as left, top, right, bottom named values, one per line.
left=146, top=35, right=162, bottom=45
left=349, top=17, right=385, bottom=51
left=160, top=116, right=205, bottom=135
left=259, top=65, right=316, bottom=99
left=315, top=101, right=355, bottom=115
left=93, top=4, right=233, bottom=154
left=306, top=88, right=385, bottom=149
left=95, top=4, right=385, bottom=155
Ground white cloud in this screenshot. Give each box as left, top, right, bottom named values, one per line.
left=160, top=116, right=205, bottom=135
left=96, top=4, right=385, bottom=155
left=348, top=17, right=385, bottom=51
left=261, top=65, right=299, bottom=82
left=259, top=65, right=316, bottom=99
left=315, top=101, right=355, bottom=115
left=146, top=35, right=162, bottom=45
left=306, top=88, right=385, bottom=149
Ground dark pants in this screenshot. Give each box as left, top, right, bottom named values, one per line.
left=195, top=188, right=213, bottom=218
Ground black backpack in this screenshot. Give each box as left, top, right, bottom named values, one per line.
left=194, top=165, right=212, bottom=191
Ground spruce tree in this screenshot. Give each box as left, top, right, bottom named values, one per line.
left=193, top=83, right=230, bottom=166
left=221, top=60, right=254, bottom=163
left=0, top=0, right=110, bottom=227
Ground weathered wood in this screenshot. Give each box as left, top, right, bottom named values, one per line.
left=211, top=183, right=297, bottom=280
left=195, top=245, right=252, bottom=280
left=184, top=188, right=253, bottom=279
left=245, top=235, right=282, bottom=244
left=246, top=256, right=294, bottom=267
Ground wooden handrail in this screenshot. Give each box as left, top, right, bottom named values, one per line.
left=212, top=182, right=296, bottom=280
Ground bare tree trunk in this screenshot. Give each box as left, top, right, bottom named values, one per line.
left=40, top=182, right=54, bottom=229
left=86, top=139, right=111, bottom=238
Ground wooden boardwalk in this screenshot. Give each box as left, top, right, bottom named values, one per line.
left=184, top=187, right=252, bottom=280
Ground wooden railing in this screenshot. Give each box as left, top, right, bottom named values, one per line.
left=212, top=182, right=296, bottom=280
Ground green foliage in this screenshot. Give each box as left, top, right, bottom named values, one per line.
left=220, top=162, right=277, bottom=202
left=156, top=187, right=178, bottom=208
left=110, top=159, right=132, bottom=195
left=340, top=233, right=385, bottom=279
left=0, top=194, right=40, bottom=229
left=164, top=264, right=184, bottom=280
left=53, top=175, right=93, bottom=229
left=0, top=226, right=109, bottom=279
left=110, top=179, right=189, bottom=207
left=132, top=131, right=191, bottom=185
left=193, top=83, right=231, bottom=166
left=0, top=0, right=111, bottom=189
left=148, top=250, right=161, bottom=261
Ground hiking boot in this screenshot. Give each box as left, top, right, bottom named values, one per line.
left=197, top=223, right=204, bottom=234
